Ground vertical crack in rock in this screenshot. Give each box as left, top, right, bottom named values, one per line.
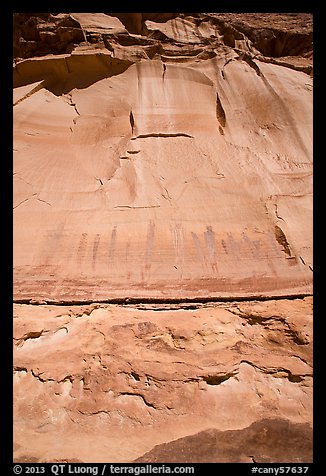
left=130, top=109, right=135, bottom=134
left=237, top=51, right=262, bottom=76
left=162, top=63, right=167, bottom=80
left=215, top=92, right=226, bottom=130
left=274, top=202, right=285, bottom=222
left=221, top=57, right=235, bottom=79
left=67, top=93, right=80, bottom=116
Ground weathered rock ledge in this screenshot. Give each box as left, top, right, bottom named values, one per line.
left=14, top=297, right=312, bottom=463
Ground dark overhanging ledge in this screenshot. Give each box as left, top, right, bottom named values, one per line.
left=131, top=132, right=194, bottom=140
left=13, top=292, right=313, bottom=307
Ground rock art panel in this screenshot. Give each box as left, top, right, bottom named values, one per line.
left=13, top=51, right=312, bottom=301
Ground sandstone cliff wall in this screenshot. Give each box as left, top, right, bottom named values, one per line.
left=13, top=13, right=313, bottom=463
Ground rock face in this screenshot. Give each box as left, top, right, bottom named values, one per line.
left=13, top=13, right=313, bottom=463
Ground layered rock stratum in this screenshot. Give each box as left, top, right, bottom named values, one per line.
left=13, top=13, right=313, bottom=463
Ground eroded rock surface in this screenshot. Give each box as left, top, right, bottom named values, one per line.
left=14, top=298, right=312, bottom=463
left=13, top=13, right=313, bottom=463
left=135, top=419, right=313, bottom=463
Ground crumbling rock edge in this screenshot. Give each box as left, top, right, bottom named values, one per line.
left=13, top=292, right=312, bottom=306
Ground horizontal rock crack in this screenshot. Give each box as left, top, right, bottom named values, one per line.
left=131, top=133, right=193, bottom=140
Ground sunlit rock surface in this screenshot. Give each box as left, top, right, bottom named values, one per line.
left=13, top=13, right=313, bottom=463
